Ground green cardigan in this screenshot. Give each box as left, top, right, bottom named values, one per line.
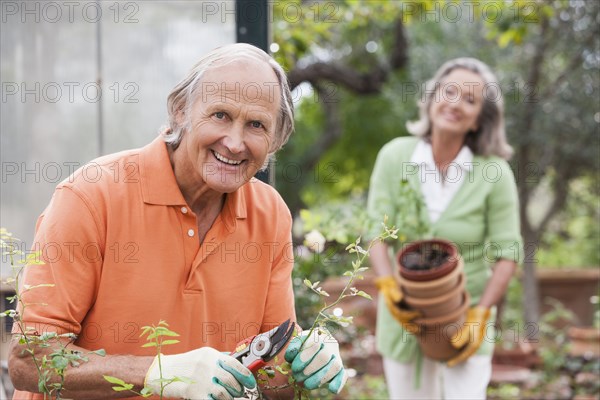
left=367, top=136, right=523, bottom=362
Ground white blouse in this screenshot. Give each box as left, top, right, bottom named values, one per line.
left=409, top=140, right=474, bottom=223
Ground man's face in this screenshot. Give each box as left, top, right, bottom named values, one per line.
left=177, top=59, right=281, bottom=194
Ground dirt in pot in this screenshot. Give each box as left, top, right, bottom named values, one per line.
left=401, top=244, right=449, bottom=270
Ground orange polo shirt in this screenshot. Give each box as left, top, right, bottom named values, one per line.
left=14, top=136, right=296, bottom=396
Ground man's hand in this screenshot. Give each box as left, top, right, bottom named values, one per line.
left=145, top=347, right=256, bottom=399
left=447, top=306, right=491, bottom=367
left=284, top=328, right=348, bottom=394
left=375, top=276, right=421, bottom=334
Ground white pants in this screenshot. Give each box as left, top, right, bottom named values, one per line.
left=383, top=355, right=492, bottom=400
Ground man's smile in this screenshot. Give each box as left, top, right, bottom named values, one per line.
left=212, top=150, right=243, bottom=166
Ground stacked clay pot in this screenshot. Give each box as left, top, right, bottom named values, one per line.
left=396, top=239, right=469, bottom=361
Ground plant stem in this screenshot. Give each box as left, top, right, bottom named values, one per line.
left=10, top=250, right=52, bottom=397
left=157, top=340, right=164, bottom=400
left=300, top=236, right=382, bottom=350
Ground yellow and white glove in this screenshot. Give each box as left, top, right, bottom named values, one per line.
left=284, top=328, right=348, bottom=394
left=375, top=276, right=421, bottom=334
left=447, top=306, right=491, bottom=367
left=145, top=347, right=256, bottom=399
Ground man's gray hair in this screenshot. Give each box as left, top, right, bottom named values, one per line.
left=407, top=57, right=513, bottom=160
left=162, top=43, right=294, bottom=155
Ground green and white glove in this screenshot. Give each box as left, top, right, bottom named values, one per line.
left=284, top=328, right=348, bottom=394
left=145, top=347, right=256, bottom=400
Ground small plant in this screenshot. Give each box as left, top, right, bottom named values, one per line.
left=104, top=320, right=190, bottom=399
left=1, top=228, right=105, bottom=399
left=2, top=216, right=398, bottom=400
left=259, top=218, right=399, bottom=399
left=395, top=178, right=431, bottom=244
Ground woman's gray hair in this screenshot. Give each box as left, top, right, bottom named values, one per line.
left=406, top=57, right=513, bottom=159
left=162, top=43, right=294, bottom=155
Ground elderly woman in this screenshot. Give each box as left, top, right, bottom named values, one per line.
left=368, top=58, right=523, bottom=399
left=9, top=43, right=346, bottom=400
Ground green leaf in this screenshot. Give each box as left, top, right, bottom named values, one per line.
left=166, top=376, right=194, bottom=384
left=160, top=339, right=180, bottom=346
left=38, top=379, right=47, bottom=394
left=343, top=271, right=353, bottom=277
left=275, top=364, right=290, bottom=375
left=39, top=332, right=58, bottom=341
left=356, top=290, right=372, bottom=300
left=93, top=349, right=106, bottom=356
left=140, top=387, right=153, bottom=397
left=0, top=310, right=15, bottom=317
left=112, top=385, right=133, bottom=391
left=155, top=329, right=180, bottom=337
left=140, top=326, right=152, bottom=337
left=141, top=342, right=158, bottom=348
left=355, top=245, right=367, bottom=255
left=303, top=279, right=312, bottom=288
left=104, top=376, right=127, bottom=385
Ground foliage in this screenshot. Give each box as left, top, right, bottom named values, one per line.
left=393, top=179, right=431, bottom=245
left=292, top=196, right=372, bottom=328
left=273, top=0, right=598, bottom=329
left=492, top=283, right=600, bottom=399
left=273, top=0, right=429, bottom=72
left=536, top=176, right=600, bottom=268
left=1, top=228, right=105, bottom=399
left=299, top=195, right=372, bottom=246
left=104, top=321, right=187, bottom=399
left=260, top=219, right=398, bottom=398
left=273, top=0, right=599, bottom=271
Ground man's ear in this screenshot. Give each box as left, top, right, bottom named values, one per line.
left=175, top=108, right=186, bottom=125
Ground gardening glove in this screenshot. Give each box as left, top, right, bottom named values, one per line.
left=375, top=276, right=421, bottom=334
left=284, top=327, right=348, bottom=394
left=145, top=347, right=256, bottom=399
left=447, top=306, right=491, bottom=367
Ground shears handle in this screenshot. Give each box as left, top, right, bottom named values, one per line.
left=230, top=334, right=267, bottom=372
left=245, top=359, right=267, bottom=372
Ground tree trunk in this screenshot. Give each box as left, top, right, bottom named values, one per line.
left=516, top=15, right=550, bottom=330
left=521, top=229, right=541, bottom=336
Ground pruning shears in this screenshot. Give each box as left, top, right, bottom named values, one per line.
left=230, top=318, right=295, bottom=372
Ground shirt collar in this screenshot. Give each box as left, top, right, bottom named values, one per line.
left=139, top=136, right=247, bottom=221
left=410, top=139, right=474, bottom=171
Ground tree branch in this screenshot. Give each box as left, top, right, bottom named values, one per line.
left=538, top=30, right=598, bottom=99
left=535, top=174, right=570, bottom=239
left=300, top=84, right=343, bottom=172
left=287, top=17, right=408, bottom=92
left=517, top=15, right=550, bottom=236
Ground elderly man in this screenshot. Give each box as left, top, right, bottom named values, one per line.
left=9, top=43, right=347, bottom=400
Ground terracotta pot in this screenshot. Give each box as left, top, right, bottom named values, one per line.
left=397, top=258, right=464, bottom=299
left=492, top=342, right=540, bottom=369
left=412, top=291, right=470, bottom=361
left=397, top=239, right=459, bottom=282
left=567, top=326, right=600, bottom=357
left=403, top=276, right=465, bottom=318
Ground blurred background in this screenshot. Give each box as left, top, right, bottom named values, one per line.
left=1, top=1, right=599, bottom=399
